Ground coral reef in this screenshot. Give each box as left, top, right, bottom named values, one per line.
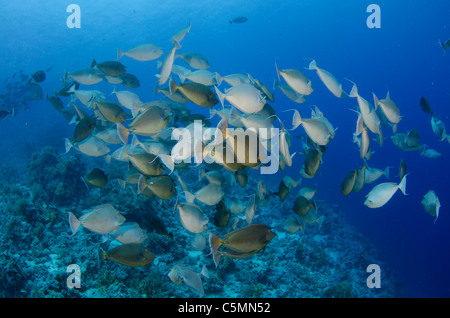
left=0, top=148, right=401, bottom=298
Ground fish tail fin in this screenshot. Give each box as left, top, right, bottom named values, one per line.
left=172, top=39, right=182, bottom=50
left=81, top=177, right=90, bottom=190
left=200, top=265, right=210, bottom=278
left=275, top=62, right=281, bottom=81
left=169, top=77, right=178, bottom=95
left=137, top=174, right=147, bottom=195
left=439, top=40, right=447, bottom=53
left=68, top=212, right=80, bottom=235
left=178, top=72, right=187, bottom=83
left=64, top=138, right=73, bottom=154
left=117, top=48, right=124, bottom=60
left=199, top=166, right=206, bottom=181
left=117, top=123, right=129, bottom=145
left=384, top=166, right=390, bottom=179
left=346, top=78, right=358, bottom=97
left=90, top=59, right=97, bottom=68
left=273, top=79, right=279, bottom=91
left=398, top=174, right=408, bottom=195
left=118, top=179, right=127, bottom=189
left=208, top=233, right=224, bottom=266
left=372, top=92, right=380, bottom=110
left=214, top=72, right=223, bottom=86
left=184, top=191, right=196, bottom=203
left=98, top=247, right=108, bottom=262
left=214, top=86, right=225, bottom=109
left=307, top=59, right=317, bottom=70
left=311, top=199, right=317, bottom=212
left=154, top=85, right=160, bottom=95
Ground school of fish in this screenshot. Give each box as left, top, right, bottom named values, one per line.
left=8, top=22, right=445, bottom=296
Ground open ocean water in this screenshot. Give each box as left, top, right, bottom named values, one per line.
left=0, top=0, right=449, bottom=301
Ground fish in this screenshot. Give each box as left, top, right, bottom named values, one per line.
left=353, top=112, right=370, bottom=159
left=306, top=60, right=345, bottom=98
left=364, top=161, right=390, bottom=184
left=275, top=62, right=313, bottom=96
left=297, top=187, right=316, bottom=201
left=420, top=145, right=443, bottom=159
left=221, top=73, right=251, bottom=86
left=0, top=110, right=13, bottom=120
left=68, top=204, right=126, bottom=235
left=229, top=16, right=248, bottom=24
left=299, top=211, right=324, bottom=233
left=91, top=59, right=127, bottom=77
left=138, top=175, right=176, bottom=199
left=293, top=195, right=316, bottom=217
left=245, top=194, right=256, bottom=224
left=111, top=88, right=142, bottom=118
left=168, top=264, right=208, bottom=296
left=94, top=125, right=123, bottom=144
left=273, top=80, right=306, bottom=103
left=213, top=200, right=231, bottom=228
left=421, top=190, right=441, bottom=223
left=82, top=168, right=108, bottom=188
left=120, top=73, right=141, bottom=88
left=155, top=85, right=190, bottom=104
left=69, top=87, right=106, bottom=107
left=199, top=167, right=225, bottom=186
left=117, top=43, right=163, bottom=61
left=191, top=233, right=206, bottom=251
left=99, top=243, right=156, bottom=267
left=28, top=82, right=43, bottom=100
left=419, top=96, right=433, bottom=114
left=119, top=147, right=164, bottom=177
left=215, top=83, right=266, bottom=114
left=431, top=115, right=447, bottom=141
left=228, top=198, right=247, bottom=215
left=65, top=135, right=111, bottom=157
left=283, top=216, right=301, bottom=234
left=275, top=179, right=290, bottom=202
left=169, top=78, right=219, bottom=107
left=208, top=223, right=276, bottom=267
left=58, top=80, right=80, bottom=97
left=187, top=183, right=225, bottom=206
left=373, top=91, right=402, bottom=133
left=46, top=93, right=64, bottom=112
left=302, top=148, right=322, bottom=178
left=65, top=68, right=104, bottom=85
left=352, top=165, right=366, bottom=193
left=364, top=175, right=407, bottom=208
left=438, top=39, right=450, bottom=53
left=72, top=115, right=96, bottom=143
left=176, top=201, right=209, bottom=234
left=158, top=42, right=181, bottom=86
left=405, top=129, right=421, bottom=148
left=171, top=22, right=192, bottom=45
left=341, top=170, right=357, bottom=195
left=177, top=52, right=211, bottom=70
left=93, top=100, right=127, bottom=124
left=348, top=80, right=382, bottom=144
left=179, top=69, right=221, bottom=86
left=391, top=131, right=423, bottom=151
left=235, top=168, right=248, bottom=188
left=110, top=222, right=148, bottom=244
left=30, top=70, right=46, bottom=83
left=294, top=111, right=335, bottom=146
left=118, top=106, right=169, bottom=143
left=247, top=74, right=274, bottom=102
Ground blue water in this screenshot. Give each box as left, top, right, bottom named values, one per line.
left=0, top=0, right=449, bottom=298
